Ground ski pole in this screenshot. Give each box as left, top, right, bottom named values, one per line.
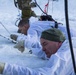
left=0, top=34, right=17, bottom=44
left=0, top=21, right=11, bottom=35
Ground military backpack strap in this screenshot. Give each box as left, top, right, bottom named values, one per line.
left=54, top=21, right=58, bottom=28
left=14, top=0, right=23, bottom=10
left=54, top=21, right=63, bottom=28
left=14, top=0, right=18, bottom=8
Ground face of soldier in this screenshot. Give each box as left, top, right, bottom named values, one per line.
left=18, top=24, right=29, bottom=35
left=40, top=38, right=62, bottom=58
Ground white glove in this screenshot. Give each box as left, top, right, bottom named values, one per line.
left=14, top=40, right=25, bottom=52
left=10, top=34, right=18, bottom=41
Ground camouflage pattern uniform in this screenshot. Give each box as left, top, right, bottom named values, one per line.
left=15, top=0, right=37, bottom=19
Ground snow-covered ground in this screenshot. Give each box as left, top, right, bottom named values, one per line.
left=0, top=0, right=76, bottom=74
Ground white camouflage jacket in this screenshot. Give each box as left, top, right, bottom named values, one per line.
left=3, top=37, right=76, bottom=75
left=17, top=21, right=76, bottom=53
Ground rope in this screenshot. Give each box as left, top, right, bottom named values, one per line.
left=0, top=21, right=11, bottom=35
left=34, top=0, right=47, bottom=15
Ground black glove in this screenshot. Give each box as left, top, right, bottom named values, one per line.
left=10, top=34, right=18, bottom=41
left=0, top=62, right=5, bottom=74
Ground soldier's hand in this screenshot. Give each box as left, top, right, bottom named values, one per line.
left=0, top=62, right=5, bottom=74
left=14, top=40, right=25, bottom=53
left=10, top=34, right=18, bottom=41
